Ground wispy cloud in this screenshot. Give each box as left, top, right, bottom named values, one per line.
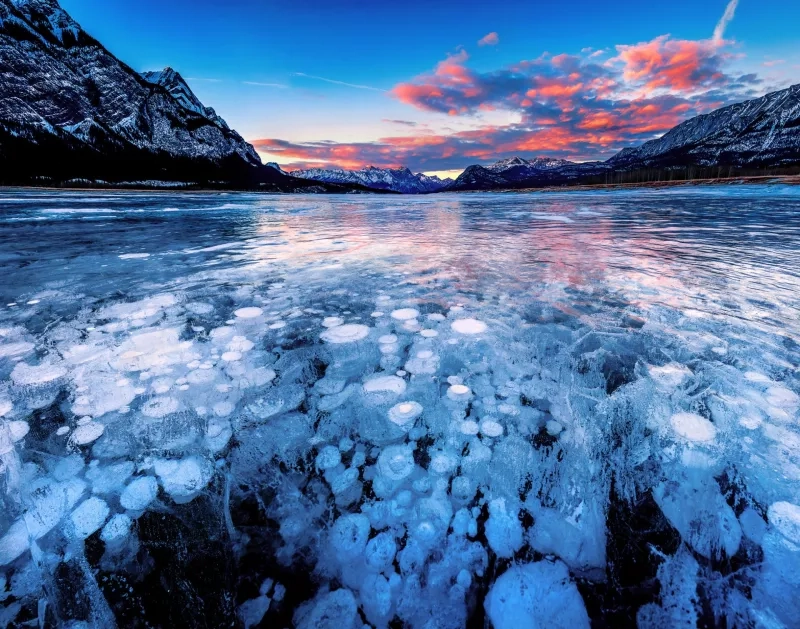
left=713, top=0, right=739, bottom=43
left=292, top=72, right=387, bottom=92
left=243, top=81, right=288, bottom=88
left=478, top=32, right=500, bottom=47
left=382, top=119, right=419, bottom=127
left=186, top=77, right=223, bottom=83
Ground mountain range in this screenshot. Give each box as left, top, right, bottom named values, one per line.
left=0, top=0, right=798, bottom=192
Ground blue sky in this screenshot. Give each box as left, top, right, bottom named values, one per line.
left=61, top=0, right=800, bottom=175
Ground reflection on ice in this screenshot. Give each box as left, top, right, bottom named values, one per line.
left=0, top=187, right=799, bottom=627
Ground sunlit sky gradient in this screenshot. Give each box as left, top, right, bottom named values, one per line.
left=61, top=0, right=800, bottom=177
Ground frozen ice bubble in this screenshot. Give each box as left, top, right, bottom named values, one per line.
left=101, top=514, right=132, bottom=544
left=428, top=313, right=446, bottom=321
left=69, top=421, right=105, bottom=446
left=69, top=497, right=110, bottom=539
left=388, top=401, right=423, bottom=428
left=363, top=375, right=407, bottom=395
left=451, top=319, right=487, bottom=335
left=8, top=420, right=29, bottom=442
left=420, top=329, right=438, bottom=338
left=768, top=501, right=800, bottom=544
left=485, top=561, right=590, bottom=629
left=221, top=351, right=242, bottom=362
left=545, top=420, right=563, bottom=436
left=120, top=476, right=158, bottom=511
left=321, top=323, right=369, bottom=344
left=480, top=420, right=504, bottom=438
left=330, top=513, right=370, bottom=561
left=485, top=498, right=523, bottom=558
left=11, top=361, right=67, bottom=385
left=141, top=396, right=180, bottom=418
left=234, top=307, right=263, bottom=319
left=365, top=532, right=397, bottom=571
left=670, top=412, right=717, bottom=443
left=459, top=420, right=480, bottom=436
left=316, top=445, right=342, bottom=470
left=154, top=456, right=213, bottom=504
left=322, top=316, right=344, bottom=328
left=447, top=384, right=471, bottom=401
left=390, top=308, right=419, bottom=321
left=379, top=334, right=398, bottom=344
left=0, top=399, right=11, bottom=417
left=377, top=445, right=415, bottom=481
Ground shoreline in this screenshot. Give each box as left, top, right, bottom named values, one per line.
left=1, top=174, right=799, bottom=195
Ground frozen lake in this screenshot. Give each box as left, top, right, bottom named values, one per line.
left=1, top=187, right=799, bottom=627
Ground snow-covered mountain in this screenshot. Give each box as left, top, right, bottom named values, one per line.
left=291, top=166, right=453, bottom=193
left=486, top=156, right=573, bottom=173
left=140, top=67, right=231, bottom=131
left=449, top=156, right=609, bottom=191
left=608, top=83, right=800, bottom=168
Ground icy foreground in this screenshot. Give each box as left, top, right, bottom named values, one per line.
left=1, top=188, right=800, bottom=627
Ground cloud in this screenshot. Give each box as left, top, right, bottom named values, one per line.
left=713, top=0, right=739, bottom=43
left=762, top=59, right=785, bottom=67
left=261, top=29, right=769, bottom=173
left=243, top=81, right=288, bottom=88
left=382, top=119, right=419, bottom=127
left=478, top=32, right=500, bottom=47
left=292, top=72, right=387, bottom=92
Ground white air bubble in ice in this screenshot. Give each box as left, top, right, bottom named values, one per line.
left=768, top=501, right=800, bottom=544
left=234, top=307, right=263, bottom=319
left=320, top=324, right=369, bottom=344
left=316, top=446, right=342, bottom=471
left=388, top=401, right=423, bottom=428
left=391, top=308, right=419, bottom=321
left=322, top=317, right=344, bottom=328
left=363, top=375, right=407, bottom=396
left=447, top=384, right=471, bottom=401
left=120, top=476, right=159, bottom=511
left=670, top=412, right=717, bottom=443
left=480, top=420, right=504, bottom=437
left=69, top=422, right=105, bottom=446
left=69, top=497, right=110, bottom=539
left=377, top=445, right=415, bottom=481
left=451, top=319, right=487, bottom=335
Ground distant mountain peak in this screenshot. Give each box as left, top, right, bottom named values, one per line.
left=291, top=165, right=451, bottom=193
left=140, top=67, right=230, bottom=131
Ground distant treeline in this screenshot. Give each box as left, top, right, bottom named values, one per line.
left=583, top=164, right=800, bottom=186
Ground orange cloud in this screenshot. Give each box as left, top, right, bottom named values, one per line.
left=478, top=32, right=500, bottom=46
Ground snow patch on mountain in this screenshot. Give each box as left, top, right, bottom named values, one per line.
left=291, top=166, right=453, bottom=193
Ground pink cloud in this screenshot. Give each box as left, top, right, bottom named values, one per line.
left=478, top=32, right=499, bottom=46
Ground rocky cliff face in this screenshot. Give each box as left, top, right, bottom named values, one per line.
left=0, top=0, right=270, bottom=185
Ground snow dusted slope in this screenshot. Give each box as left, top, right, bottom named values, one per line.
left=449, top=157, right=609, bottom=191
left=609, top=84, right=800, bottom=168
left=292, top=166, right=453, bottom=193
left=140, top=67, right=231, bottom=132
left=0, top=0, right=261, bottom=175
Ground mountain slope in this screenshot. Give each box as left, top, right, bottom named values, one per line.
left=448, top=157, right=609, bottom=191
left=291, top=166, right=453, bottom=193
left=608, top=84, right=800, bottom=168
left=0, top=0, right=381, bottom=191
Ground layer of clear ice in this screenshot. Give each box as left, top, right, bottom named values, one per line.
left=0, top=188, right=799, bottom=627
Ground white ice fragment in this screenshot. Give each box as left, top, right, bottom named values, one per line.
left=69, top=497, right=110, bottom=539
left=377, top=445, right=415, bottom=481
left=8, top=421, right=29, bottom=442
left=120, top=476, right=158, bottom=511
left=363, top=375, right=407, bottom=396
left=428, top=313, right=446, bottom=321
left=141, top=396, right=180, bottom=418
left=670, top=412, right=717, bottom=443
left=766, top=386, right=800, bottom=410
left=768, top=501, right=800, bottom=544
left=269, top=321, right=286, bottom=330
left=118, top=253, right=150, bottom=259
left=320, top=324, right=369, bottom=344
left=234, top=307, right=263, bottom=319
left=447, top=384, right=471, bottom=401
left=649, top=363, right=692, bottom=388
left=744, top=371, right=772, bottom=384
left=391, top=308, right=419, bottom=321
left=371, top=311, right=384, bottom=317
left=420, top=329, right=438, bottom=338
left=0, top=399, right=12, bottom=417
left=485, top=561, right=590, bottom=629
left=322, top=316, right=344, bottom=328
left=221, top=351, right=242, bottom=362
left=101, top=514, right=132, bottom=544
left=378, top=334, right=398, bottom=344
left=294, top=589, right=359, bottom=629
left=480, top=420, right=504, bottom=438
left=459, top=420, right=479, bottom=436
left=69, top=422, right=105, bottom=446
left=154, top=456, right=213, bottom=504
left=485, top=498, right=523, bottom=558
left=451, top=318, right=487, bottom=335
left=316, top=446, right=342, bottom=470
left=545, top=420, right=563, bottom=436
left=56, top=426, right=70, bottom=436
left=388, top=401, right=423, bottom=428
left=0, top=520, right=29, bottom=565
left=10, top=361, right=66, bottom=386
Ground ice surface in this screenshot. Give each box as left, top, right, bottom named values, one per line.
left=1, top=188, right=799, bottom=627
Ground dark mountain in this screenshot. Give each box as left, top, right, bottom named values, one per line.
left=0, top=0, right=376, bottom=192
left=448, top=84, right=800, bottom=191
left=291, top=165, right=453, bottom=193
